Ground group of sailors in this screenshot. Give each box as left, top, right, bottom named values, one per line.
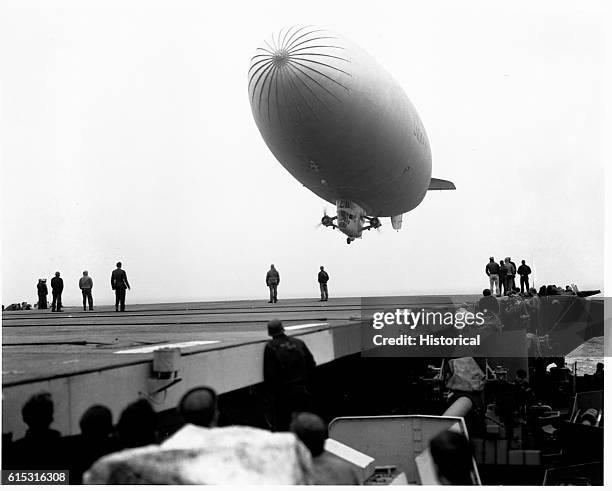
left=32, top=262, right=130, bottom=312
left=485, top=256, right=532, bottom=297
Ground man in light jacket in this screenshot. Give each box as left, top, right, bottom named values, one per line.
left=485, top=257, right=500, bottom=297
left=79, top=271, right=94, bottom=311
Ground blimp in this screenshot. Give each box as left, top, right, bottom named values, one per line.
left=248, top=26, right=454, bottom=243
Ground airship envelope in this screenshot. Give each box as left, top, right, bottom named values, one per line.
left=248, top=26, right=453, bottom=241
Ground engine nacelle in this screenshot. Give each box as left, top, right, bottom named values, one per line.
left=321, top=215, right=334, bottom=227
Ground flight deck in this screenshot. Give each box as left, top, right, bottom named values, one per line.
left=2, top=296, right=478, bottom=439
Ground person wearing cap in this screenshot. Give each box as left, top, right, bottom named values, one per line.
left=263, top=319, right=316, bottom=431
left=79, top=271, right=94, bottom=311
left=265, top=264, right=280, bottom=303
left=37, top=279, right=48, bottom=309
left=51, top=272, right=64, bottom=312
left=485, top=257, right=500, bottom=297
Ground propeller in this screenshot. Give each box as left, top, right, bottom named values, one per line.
left=317, top=207, right=337, bottom=229
left=322, top=215, right=335, bottom=227
left=364, top=216, right=382, bottom=233
left=316, top=208, right=327, bottom=228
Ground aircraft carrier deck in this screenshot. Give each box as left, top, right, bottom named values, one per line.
left=2, top=295, right=479, bottom=440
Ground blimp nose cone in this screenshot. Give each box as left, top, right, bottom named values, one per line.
left=248, top=26, right=351, bottom=122
left=272, top=49, right=290, bottom=67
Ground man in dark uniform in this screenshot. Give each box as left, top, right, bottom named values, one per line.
left=6, top=392, right=64, bottom=470
left=37, top=279, right=48, bottom=309
left=177, top=386, right=219, bottom=428
left=51, top=271, right=64, bottom=312
left=499, top=260, right=508, bottom=296
left=290, top=412, right=361, bottom=484
left=477, top=289, right=499, bottom=315
left=263, top=319, right=316, bottom=431
left=318, top=266, right=329, bottom=301
left=517, top=260, right=532, bottom=294
left=265, top=264, right=280, bottom=303
left=111, top=262, right=131, bottom=312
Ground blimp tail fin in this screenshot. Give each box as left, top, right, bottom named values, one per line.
left=428, top=178, right=456, bottom=190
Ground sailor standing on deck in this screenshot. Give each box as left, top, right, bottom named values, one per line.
left=111, top=262, right=130, bottom=312
left=499, top=259, right=508, bottom=296
left=266, top=264, right=280, bottom=303
left=485, top=257, right=500, bottom=297
left=51, top=272, right=64, bottom=312
left=517, top=260, right=532, bottom=294
left=79, top=271, right=94, bottom=311
left=506, top=257, right=517, bottom=292
left=318, top=266, right=329, bottom=301
left=37, top=279, right=48, bottom=309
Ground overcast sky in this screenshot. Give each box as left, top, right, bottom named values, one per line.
left=1, top=0, right=608, bottom=306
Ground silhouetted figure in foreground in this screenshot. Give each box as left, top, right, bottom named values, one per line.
left=514, top=369, right=532, bottom=416
left=116, top=399, right=157, bottom=449
left=51, top=271, right=64, bottom=312
left=79, top=270, right=94, bottom=311
left=178, top=386, right=219, bottom=428
left=264, top=319, right=316, bottom=431
left=111, top=261, right=130, bottom=312
left=66, top=405, right=120, bottom=483
left=594, top=362, right=603, bottom=377
left=477, top=288, right=499, bottom=315
left=429, top=430, right=475, bottom=485
left=290, top=412, right=360, bottom=485
left=546, top=284, right=559, bottom=296
left=7, top=392, right=63, bottom=470
left=160, top=386, right=220, bottom=447
left=266, top=264, right=280, bottom=303
left=37, top=278, right=48, bottom=309
left=593, top=362, right=604, bottom=389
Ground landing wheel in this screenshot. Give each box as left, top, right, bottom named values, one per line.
left=346, top=238, right=352, bottom=244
